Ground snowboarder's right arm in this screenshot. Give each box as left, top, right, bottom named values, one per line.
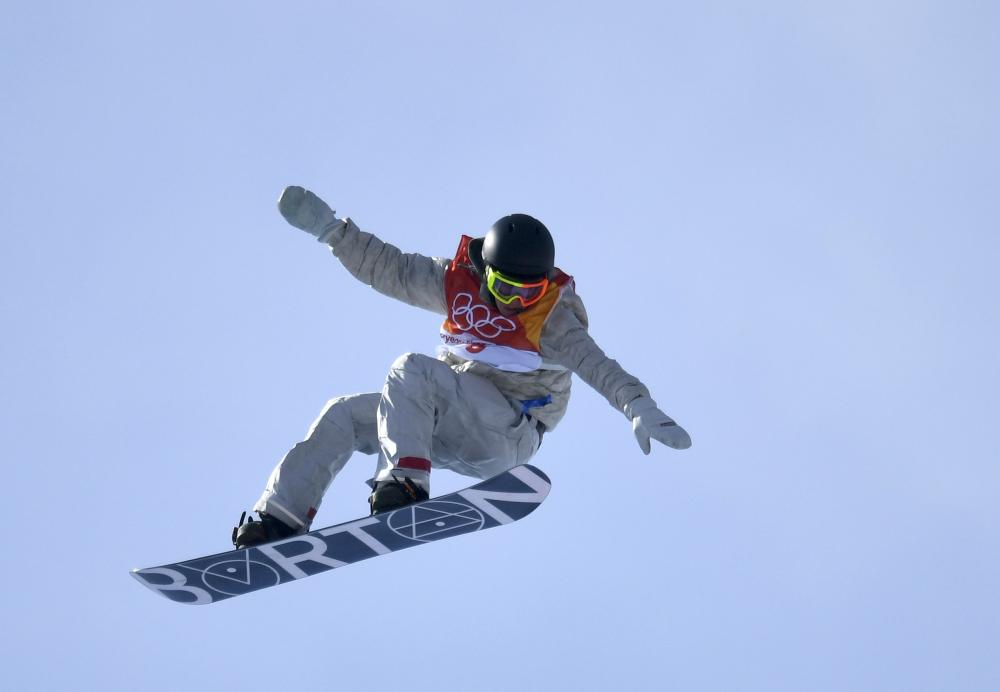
left=277, top=186, right=449, bottom=315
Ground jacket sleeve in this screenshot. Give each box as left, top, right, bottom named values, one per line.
left=539, top=290, right=651, bottom=417
left=328, top=218, right=450, bottom=315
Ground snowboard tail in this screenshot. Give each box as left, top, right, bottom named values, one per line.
left=131, top=464, right=550, bottom=605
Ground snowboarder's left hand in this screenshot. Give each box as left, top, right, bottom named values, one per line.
left=627, top=396, right=692, bottom=453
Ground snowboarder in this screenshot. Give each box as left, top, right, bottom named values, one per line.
left=234, top=186, right=692, bottom=548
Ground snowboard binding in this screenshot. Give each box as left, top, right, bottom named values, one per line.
left=232, top=511, right=298, bottom=549
left=368, top=476, right=430, bottom=515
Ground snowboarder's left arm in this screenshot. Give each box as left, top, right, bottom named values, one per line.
left=541, top=295, right=692, bottom=452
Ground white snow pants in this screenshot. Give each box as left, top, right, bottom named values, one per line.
left=253, top=353, right=543, bottom=529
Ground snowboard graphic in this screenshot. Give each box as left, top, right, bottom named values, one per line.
left=131, top=464, right=550, bottom=605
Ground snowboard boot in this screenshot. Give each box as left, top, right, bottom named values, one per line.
left=368, top=476, right=430, bottom=515
left=232, top=511, right=299, bottom=549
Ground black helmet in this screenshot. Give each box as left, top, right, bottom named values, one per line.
left=469, top=214, right=554, bottom=279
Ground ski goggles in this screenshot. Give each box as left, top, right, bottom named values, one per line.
left=485, top=266, right=549, bottom=308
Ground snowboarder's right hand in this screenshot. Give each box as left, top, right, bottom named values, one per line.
left=278, top=186, right=348, bottom=245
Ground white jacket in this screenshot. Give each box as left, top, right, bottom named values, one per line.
left=330, top=219, right=651, bottom=432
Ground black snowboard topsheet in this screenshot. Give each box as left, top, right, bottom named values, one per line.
left=131, top=464, right=551, bottom=604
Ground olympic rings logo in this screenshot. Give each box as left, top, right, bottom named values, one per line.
left=450, top=292, right=516, bottom=339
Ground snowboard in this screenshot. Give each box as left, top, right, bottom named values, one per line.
left=131, top=464, right=550, bottom=605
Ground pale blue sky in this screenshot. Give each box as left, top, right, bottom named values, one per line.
left=2, top=2, right=998, bottom=690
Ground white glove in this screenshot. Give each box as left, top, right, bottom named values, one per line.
left=626, top=396, right=692, bottom=453
left=277, top=186, right=348, bottom=245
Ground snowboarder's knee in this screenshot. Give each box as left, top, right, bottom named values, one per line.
left=388, top=352, right=435, bottom=375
